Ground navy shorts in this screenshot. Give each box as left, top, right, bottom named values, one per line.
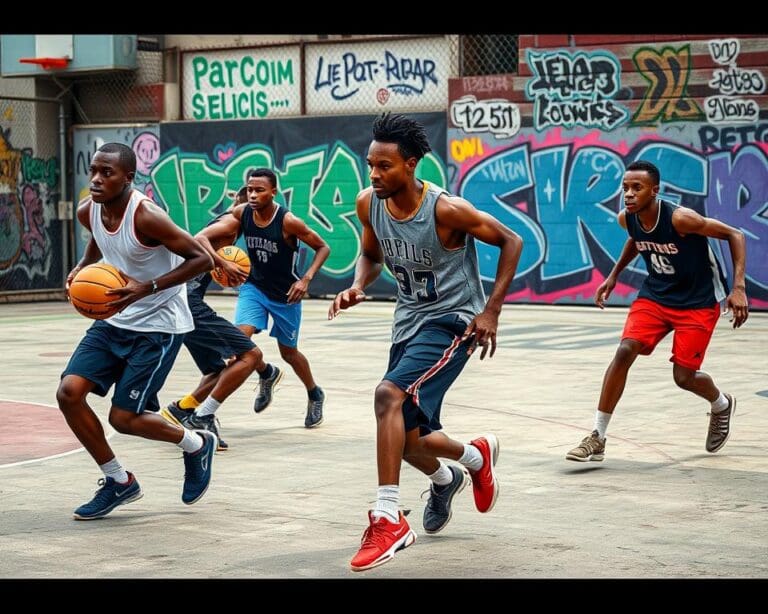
left=384, top=314, right=474, bottom=436
left=185, top=291, right=256, bottom=375
left=61, top=320, right=184, bottom=414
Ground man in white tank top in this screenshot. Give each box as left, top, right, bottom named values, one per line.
left=329, top=114, right=524, bottom=571
left=57, top=143, right=218, bottom=520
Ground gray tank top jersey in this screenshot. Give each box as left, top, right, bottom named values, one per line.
left=369, top=182, right=486, bottom=344
left=89, top=189, right=193, bottom=334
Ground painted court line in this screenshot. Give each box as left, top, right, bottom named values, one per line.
left=0, top=398, right=115, bottom=469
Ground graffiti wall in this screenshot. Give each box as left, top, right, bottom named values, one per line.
left=155, top=112, right=447, bottom=296
left=448, top=35, right=768, bottom=308
left=0, top=123, right=61, bottom=292
left=72, top=125, right=160, bottom=261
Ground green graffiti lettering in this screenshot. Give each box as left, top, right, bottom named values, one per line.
left=192, top=93, right=206, bottom=120
left=21, top=153, right=58, bottom=186
left=300, top=144, right=363, bottom=276
left=255, top=91, right=269, bottom=118
left=209, top=61, right=225, bottom=88
left=208, top=94, right=222, bottom=119
left=277, top=60, right=294, bottom=85
left=192, top=57, right=208, bottom=90
left=241, top=56, right=255, bottom=87
left=151, top=153, right=226, bottom=233
left=225, top=60, right=238, bottom=88
left=416, top=153, right=447, bottom=189
left=150, top=143, right=448, bottom=278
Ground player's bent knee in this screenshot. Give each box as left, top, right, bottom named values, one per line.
left=673, top=366, right=695, bottom=389
left=374, top=381, right=404, bottom=417
left=56, top=381, right=83, bottom=410
left=108, top=411, right=133, bottom=434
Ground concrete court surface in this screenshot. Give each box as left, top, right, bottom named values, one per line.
left=0, top=296, right=766, bottom=579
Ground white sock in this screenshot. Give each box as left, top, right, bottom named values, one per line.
left=99, top=458, right=129, bottom=484
left=594, top=410, right=612, bottom=439
left=177, top=428, right=204, bottom=453
left=428, top=462, right=453, bottom=486
left=195, top=397, right=221, bottom=417
left=458, top=444, right=483, bottom=472
left=372, top=485, right=400, bottom=523
left=711, top=392, right=729, bottom=413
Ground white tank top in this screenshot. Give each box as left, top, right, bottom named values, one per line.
left=89, top=189, right=193, bottom=334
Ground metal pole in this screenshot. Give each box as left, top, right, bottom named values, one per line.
left=59, top=100, right=70, bottom=280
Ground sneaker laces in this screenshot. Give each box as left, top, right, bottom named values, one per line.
left=707, top=410, right=729, bottom=435
left=578, top=435, right=602, bottom=454
left=360, top=519, right=392, bottom=549
left=87, top=478, right=114, bottom=505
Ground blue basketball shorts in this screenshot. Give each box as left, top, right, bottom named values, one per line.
left=61, top=320, right=183, bottom=414
left=235, top=282, right=301, bottom=348
left=384, top=314, right=474, bottom=436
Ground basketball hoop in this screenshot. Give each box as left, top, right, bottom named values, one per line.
left=19, top=57, right=70, bottom=70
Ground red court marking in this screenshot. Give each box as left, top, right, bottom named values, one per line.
left=0, top=400, right=83, bottom=465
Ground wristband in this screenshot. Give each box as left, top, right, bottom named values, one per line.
left=151, top=279, right=158, bottom=294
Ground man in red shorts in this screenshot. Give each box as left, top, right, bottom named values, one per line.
left=566, top=160, right=749, bottom=462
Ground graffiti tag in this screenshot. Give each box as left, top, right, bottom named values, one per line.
left=451, top=96, right=520, bottom=139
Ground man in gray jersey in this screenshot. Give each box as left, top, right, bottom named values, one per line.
left=329, top=113, right=523, bottom=572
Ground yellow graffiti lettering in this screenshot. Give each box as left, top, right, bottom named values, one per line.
left=450, top=137, right=485, bottom=163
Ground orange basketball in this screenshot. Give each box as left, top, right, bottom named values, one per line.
left=69, top=263, right=127, bottom=320
left=211, top=245, right=250, bottom=287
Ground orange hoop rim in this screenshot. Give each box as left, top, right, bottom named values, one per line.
left=19, top=57, right=70, bottom=70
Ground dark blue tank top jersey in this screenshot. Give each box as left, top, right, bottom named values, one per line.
left=626, top=200, right=728, bottom=309
left=188, top=211, right=244, bottom=301
left=240, top=205, right=299, bottom=303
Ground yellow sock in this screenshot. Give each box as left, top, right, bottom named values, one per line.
left=178, top=395, right=200, bottom=410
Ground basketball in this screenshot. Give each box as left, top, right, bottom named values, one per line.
left=68, top=263, right=127, bottom=320
left=211, top=245, right=250, bottom=287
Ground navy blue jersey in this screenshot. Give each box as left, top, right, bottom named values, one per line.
left=626, top=200, right=728, bottom=309
left=188, top=210, right=243, bottom=300
left=240, top=205, right=299, bottom=303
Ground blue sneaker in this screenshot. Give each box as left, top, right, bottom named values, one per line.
left=73, top=472, right=143, bottom=520
left=182, top=431, right=217, bottom=505
left=422, top=465, right=470, bottom=534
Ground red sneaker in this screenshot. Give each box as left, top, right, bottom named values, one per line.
left=350, top=511, right=417, bottom=572
left=468, top=434, right=499, bottom=513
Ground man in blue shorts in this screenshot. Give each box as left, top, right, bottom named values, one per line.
left=161, top=187, right=278, bottom=450
left=329, top=113, right=523, bottom=571
left=198, top=169, right=331, bottom=428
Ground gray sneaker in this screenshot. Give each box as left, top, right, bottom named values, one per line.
left=422, top=465, right=470, bottom=534
left=160, top=401, right=193, bottom=428
left=566, top=430, right=606, bottom=462
left=187, top=412, right=229, bottom=451
left=254, top=365, right=283, bottom=413
left=706, top=393, right=735, bottom=453
left=305, top=387, right=325, bottom=428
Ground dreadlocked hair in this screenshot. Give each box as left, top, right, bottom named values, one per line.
left=372, top=113, right=432, bottom=161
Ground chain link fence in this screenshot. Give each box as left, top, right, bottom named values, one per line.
left=54, top=35, right=519, bottom=124
left=458, top=34, right=519, bottom=76
left=0, top=93, right=65, bottom=294
left=70, top=49, right=165, bottom=124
